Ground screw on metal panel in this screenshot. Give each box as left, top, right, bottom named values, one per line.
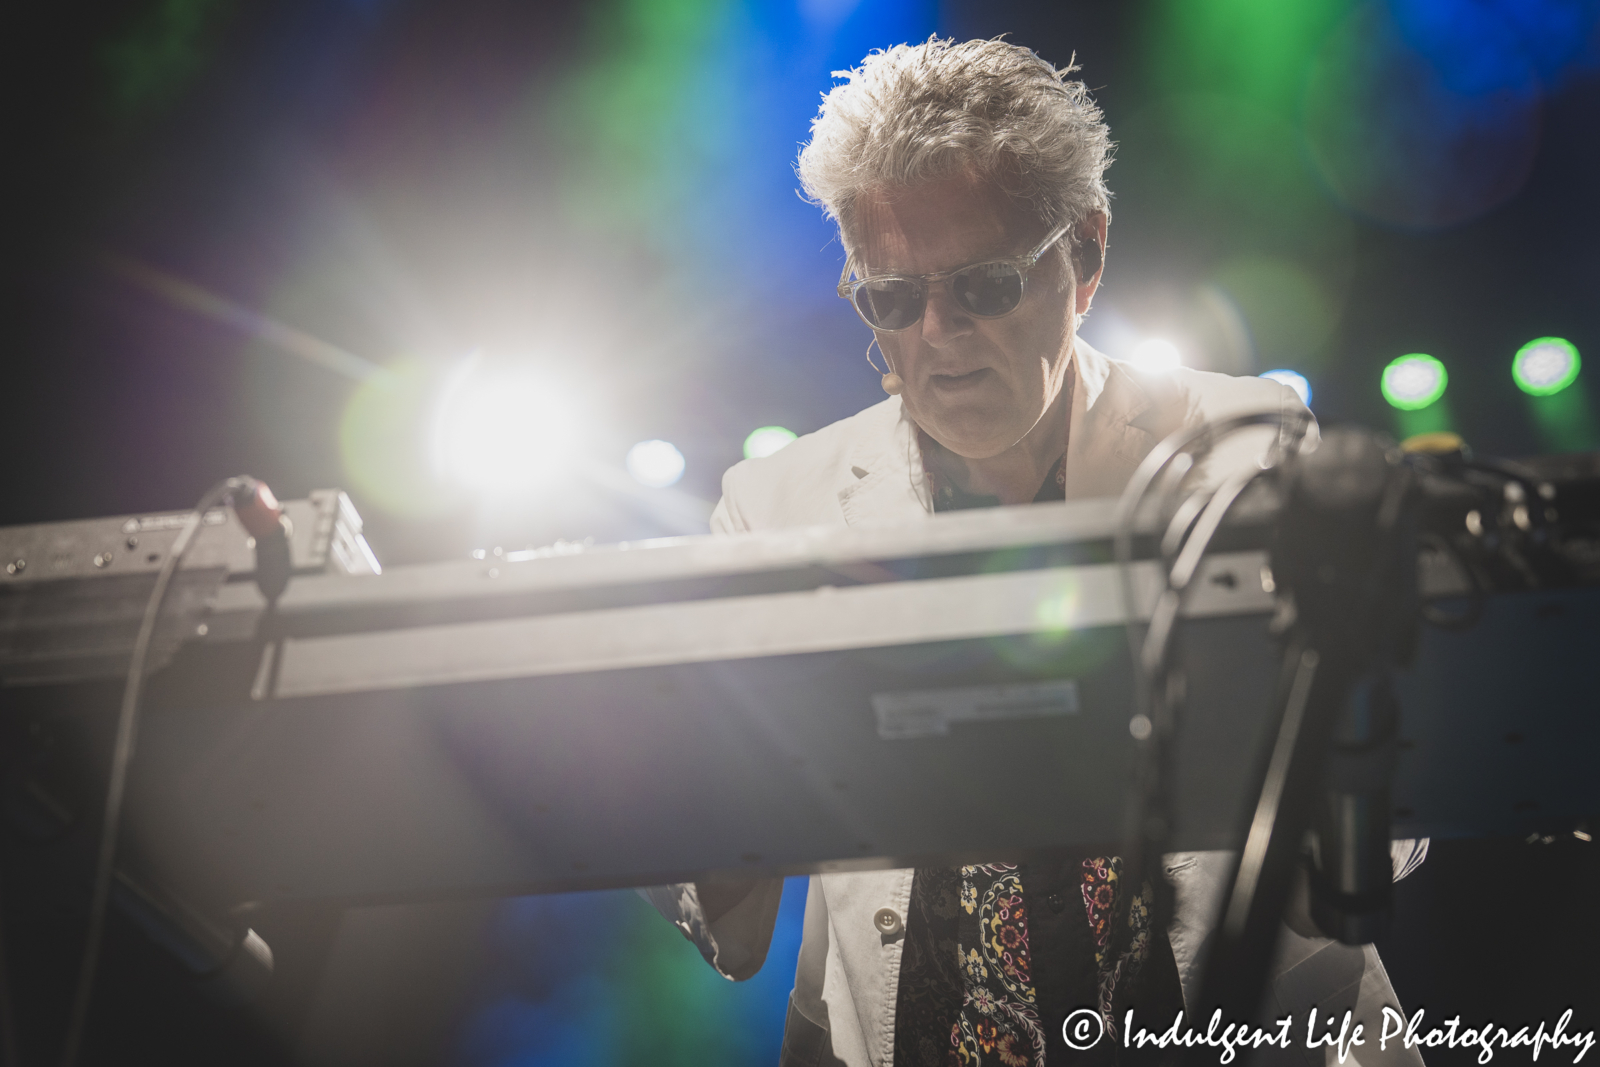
left=125, top=536, right=139, bottom=549
left=93, top=552, right=113, bottom=568
left=196, top=623, right=209, bottom=637
left=5, top=559, right=22, bottom=575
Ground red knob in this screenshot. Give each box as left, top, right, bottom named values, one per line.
left=234, top=480, right=284, bottom=541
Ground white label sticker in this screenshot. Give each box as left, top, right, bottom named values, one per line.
left=872, top=680, right=1080, bottom=740
left=121, top=510, right=229, bottom=534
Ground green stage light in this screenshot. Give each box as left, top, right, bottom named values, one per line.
left=1382, top=353, right=1448, bottom=410
left=743, top=425, right=797, bottom=460
left=1512, top=337, right=1581, bottom=397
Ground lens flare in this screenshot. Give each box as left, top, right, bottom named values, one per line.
left=743, top=426, right=797, bottom=460
left=1033, top=573, right=1082, bottom=633
left=1512, top=337, right=1581, bottom=397
left=1304, top=1, right=1541, bottom=230
left=1130, top=339, right=1182, bottom=375
left=626, top=439, right=686, bottom=488
left=1382, top=354, right=1448, bottom=410
left=433, top=357, right=587, bottom=493
left=1212, top=257, right=1339, bottom=371
left=1259, top=369, right=1312, bottom=406
left=339, top=357, right=463, bottom=518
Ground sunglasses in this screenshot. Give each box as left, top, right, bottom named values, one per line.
left=836, top=224, right=1071, bottom=332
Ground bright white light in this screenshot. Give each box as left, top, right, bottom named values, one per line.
left=1513, top=337, right=1580, bottom=396
left=1517, top=344, right=1572, bottom=390
left=1130, top=339, right=1182, bottom=375
left=626, top=439, right=686, bottom=488
left=1260, top=369, right=1313, bottom=407
left=1382, top=353, right=1447, bottom=410
left=432, top=357, right=587, bottom=493
left=743, top=425, right=797, bottom=460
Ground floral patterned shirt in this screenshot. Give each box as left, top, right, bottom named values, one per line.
left=892, top=859, right=1165, bottom=1067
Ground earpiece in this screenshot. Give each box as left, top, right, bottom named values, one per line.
left=867, top=337, right=904, bottom=395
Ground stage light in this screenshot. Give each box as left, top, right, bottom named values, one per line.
left=1512, top=337, right=1580, bottom=397
left=626, top=439, right=686, bottom=488
left=432, top=357, right=587, bottom=493
left=1381, top=353, right=1447, bottom=410
left=1259, top=369, right=1312, bottom=407
left=1130, top=339, right=1182, bottom=374
left=743, top=426, right=797, bottom=460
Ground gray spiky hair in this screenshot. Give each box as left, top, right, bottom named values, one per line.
left=798, top=37, right=1113, bottom=254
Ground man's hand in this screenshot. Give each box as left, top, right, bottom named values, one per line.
left=694, top=879, right=763, bottom=925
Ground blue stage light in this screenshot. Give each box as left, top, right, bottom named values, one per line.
left=1259, top=369, right=1312, bottom=407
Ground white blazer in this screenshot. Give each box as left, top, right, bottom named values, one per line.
left=644, top=342, right=1424, bottom=1067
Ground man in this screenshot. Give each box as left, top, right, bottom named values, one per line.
left=644, top=38, right=1424, bottom=1067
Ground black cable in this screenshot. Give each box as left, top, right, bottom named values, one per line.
left=1112, top=411, right=1313, bottom=742
left=1112, top=410, right=1315, bottom=715
left=58, top=476, right=257, bottom=1067
left=1110, top=411, right=1314, bottom=916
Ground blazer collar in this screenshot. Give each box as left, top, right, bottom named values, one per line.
left=837, top=396, right=931, bottom=528
left=1061, top=340, right=1165, bottom=500
left=835, top=339, right=1163, bottom=525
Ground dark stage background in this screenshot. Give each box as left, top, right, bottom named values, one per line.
left=4, top=0, right=1598, bottom=1064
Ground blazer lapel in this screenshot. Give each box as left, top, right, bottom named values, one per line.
left=1062, top=341, right=1164, bottom=501
left=836, top=342, right=1166, bottom=523
left=836, top=396, right=933, bottom=528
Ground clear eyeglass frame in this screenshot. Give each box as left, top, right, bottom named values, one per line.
left=835, top=223, right=1073, bottom=332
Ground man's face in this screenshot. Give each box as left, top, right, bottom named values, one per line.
left=852, top=172, right=1099, bottom=460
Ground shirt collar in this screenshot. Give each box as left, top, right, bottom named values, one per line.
left=836, top=338, right=1160, bottom=524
